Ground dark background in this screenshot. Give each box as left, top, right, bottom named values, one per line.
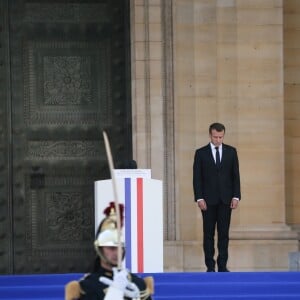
left=0, top=0, right=131, bottom=274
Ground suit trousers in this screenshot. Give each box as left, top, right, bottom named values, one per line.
left=201, top=202, right=232, bottom=270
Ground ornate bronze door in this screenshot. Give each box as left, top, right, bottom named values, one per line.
left=0, top=0, right=131, bottom=274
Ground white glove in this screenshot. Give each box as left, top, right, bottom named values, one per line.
left=123, top=281, right=140, bottom=299
left=111, top=268, right=129, bottom=291
left=100, top=268, right=129, bottom=300
left=99, top=268, right=140, bottom=299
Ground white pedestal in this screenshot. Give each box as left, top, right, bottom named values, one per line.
left=95, top=171, right=163, bottom=273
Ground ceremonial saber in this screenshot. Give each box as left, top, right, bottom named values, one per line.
left=102, top=131, right=122, bottom=269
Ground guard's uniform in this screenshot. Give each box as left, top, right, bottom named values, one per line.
left=78, top=265, right=152, bottom=300
left=65, top=202, right=154, bottom=300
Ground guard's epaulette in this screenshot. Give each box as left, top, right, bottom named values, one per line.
left=140, top=276, right=154, bottom=300
left=65, top=280, right=82, bottom=300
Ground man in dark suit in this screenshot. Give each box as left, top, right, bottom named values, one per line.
left=193, top=122, right=241, bottom=272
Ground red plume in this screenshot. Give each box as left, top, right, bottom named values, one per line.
left=103, top=202, right=124, bottom=227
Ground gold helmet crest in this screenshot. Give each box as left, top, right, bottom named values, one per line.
left=94, top=202, right=125, bottom=260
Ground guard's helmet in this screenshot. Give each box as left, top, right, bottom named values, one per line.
left=94, top=202, right=125, bottom=265
left=94, top=227, right=124, bottom=248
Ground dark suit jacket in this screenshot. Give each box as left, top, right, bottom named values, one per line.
left=193, top=143, right=241, bottom=205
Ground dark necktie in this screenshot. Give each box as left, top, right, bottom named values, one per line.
left=215, top=146, right=221, bottom=167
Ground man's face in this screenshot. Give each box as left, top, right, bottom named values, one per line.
left=210, top=129, right=225, bottom=147
left=101, top=246, right=119, bottom=268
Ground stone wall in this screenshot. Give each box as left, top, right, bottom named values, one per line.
left=130, top=0, right=299, bottom=271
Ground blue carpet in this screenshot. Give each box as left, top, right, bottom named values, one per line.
left=0, top=272, right=300, bottom=300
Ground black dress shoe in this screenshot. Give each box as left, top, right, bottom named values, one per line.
left=218, top=268, right=230, bottom=272
left=206, top=269, right=215, bottom=272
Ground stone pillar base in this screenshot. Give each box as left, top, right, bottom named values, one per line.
left=164, top=225, right=299, bottom=272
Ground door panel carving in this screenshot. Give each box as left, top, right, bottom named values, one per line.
left=0, top=0, right=131, bottom=274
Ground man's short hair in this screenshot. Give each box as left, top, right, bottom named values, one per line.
left=209, top=122, right=225, bottom=133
